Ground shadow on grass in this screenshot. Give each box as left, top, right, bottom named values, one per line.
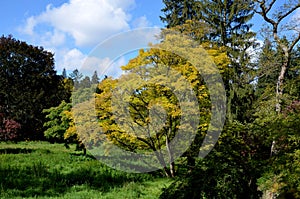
left=0, top=148, right=34, bottom=154
left=70, top=152, right=97, bottom=160
left=0, top=148, right=51, bottom=154
left=0, top=157, right=152, bottom=198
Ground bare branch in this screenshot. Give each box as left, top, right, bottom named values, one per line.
left=256, top=0, right=300, bottom=30
left=289, top=33, right=300, bottom=53
left=257, top=1, right=276, bottom=25
left=266, top=0, right=277, bottom=13
left=277, top=4, right=300, bottom=23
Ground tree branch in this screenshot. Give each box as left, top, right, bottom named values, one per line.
left=266, top=0, right=277, bottom=13
left=277, top=4, right=300, bottom=24
left=257, top=0, right=276, bottom=25
left=289, top=33, right=300, bottom=53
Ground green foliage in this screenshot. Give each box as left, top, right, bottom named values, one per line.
left=256, top=101, right=300, bottom=198
left=0, top=35, right=70, bottom=139
left=284, top=45, right=300, bottom=100
left=0, top=142, right=169, bottom=199
left=255, top=39, right=281, bottom=97
left=196, top=0, right=257, bottom=122
left=43, top=99, right=87, bottom=153
left=71, top=86, right=96, bottom=105
left=92, top=32, right=228, bottom=177
left=197, top=0, right=255, bottom=46
left=2, top=1, right=300, bottom=198
left=43, top=101, right=72, bottom=143
left=160, top=0, right=199, bottom=28
left=42, top=75, right=100, bottom=148
left=160, top=122, right=266, bottom=199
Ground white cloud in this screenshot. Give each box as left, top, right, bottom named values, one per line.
left=82, top=56, right=111, bottom=75
left=22, top=0, right=135, bottom=47
left=18, top=0, right=162, bottom=77
left=54, top=47, right=125, bottom=78
left=63, top=48, right=86, bottom=68
left=132, top=16, right=151, bottom=28
left=53, top=48, right=85, bottom=72
left=81, top=55, right=126, bottom=78
left=22, top=16, right=37, bottom=35
left=42, top=30, right=66, bottom=47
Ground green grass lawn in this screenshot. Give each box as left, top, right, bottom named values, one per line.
left=0, top=142, right=172, bottom=199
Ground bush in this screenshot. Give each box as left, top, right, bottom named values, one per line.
left=0, top=112, right=21, bottom=141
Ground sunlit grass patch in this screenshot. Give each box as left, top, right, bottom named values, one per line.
left=0, top=141, right=172, bottom=199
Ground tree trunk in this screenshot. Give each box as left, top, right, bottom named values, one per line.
left=153, top=149, right=172, bottom=178
left=275, top=49, right=289, bottom=113
left=187, top=156, right=196, bottom=173
left=169, top=161, right=175, bottom=178
left=262, top=190, right=276, bottom=199
left=166, top=131, right=175, bottom=177
left=271, top=46, right=289, bottom=157
left=163, top=166, right=172, bottom=178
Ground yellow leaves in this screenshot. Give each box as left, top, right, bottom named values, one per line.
left=163, top=21, right=230, bottom=77
left=201, top=42, right=230, bottom=74
left=91, top=29, right=226, bottom=159
left=121, top=49, right=154, bottom=71
left=64, top=126, right=76, bottom=140
left=62, top=110, right=72, bottom=119
left=97, top=77, right=117, bottom=92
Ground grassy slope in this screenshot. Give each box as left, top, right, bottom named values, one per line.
left=0, top=142, right=172, bottom=199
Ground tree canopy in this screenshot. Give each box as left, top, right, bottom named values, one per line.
left=0, top=35, right=70, bottom=139
left=3, top=1, right=300, bottom=198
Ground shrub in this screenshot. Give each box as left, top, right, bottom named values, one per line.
left=0, top=112, right=21, bottom=141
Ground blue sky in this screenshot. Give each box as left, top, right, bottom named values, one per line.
left=0, top=1, right=299, bottom=77
left=0, top=0, right=165, bottom=76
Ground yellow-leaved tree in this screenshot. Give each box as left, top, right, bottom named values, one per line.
left=90, top=30, right=229, bottom=177
left=67, top=26, right=228, bottom=177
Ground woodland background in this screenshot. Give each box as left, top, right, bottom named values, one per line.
left=0, top=0, right=300, bottom=198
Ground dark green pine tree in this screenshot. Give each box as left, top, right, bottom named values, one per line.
left=286, top=45, right=300, bottom=100
left=197, top=0, right=254, bottom=46
left=196, top=0, right=257, bottom=122
left=161, top=0, right=257, bottom=122
left=91, top=70, right=99, bottom=84
left=62, top=68, right=67, bottom=78
left=255, top=38, right=281, bottom=98
left=160, top=0, right=199, bottom=28
left=80, top=76, right=91, bottom=89
left=69, top=69, right=83, bottom=89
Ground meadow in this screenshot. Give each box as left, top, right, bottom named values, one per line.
left=0, top=142, right=172, bottom=199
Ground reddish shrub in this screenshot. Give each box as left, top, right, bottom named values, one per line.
left=0, top=113, right=21, bottom=141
